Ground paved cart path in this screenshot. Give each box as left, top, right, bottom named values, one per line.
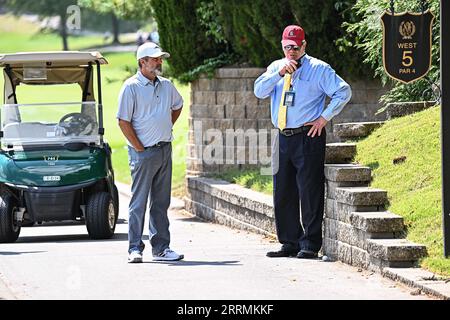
left=0, top=192, right=433, bottom=300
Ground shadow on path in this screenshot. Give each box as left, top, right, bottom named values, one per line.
left=0, top=251, right=46, bottom=256
left=174, top=216, right=207, bottom=223
left=145, top=260, right=241, bottom=267
left=13, top=233, right=131, bottom=244
left=24, top=218, right=127, bottom=227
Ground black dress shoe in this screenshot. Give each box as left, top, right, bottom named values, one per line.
left=296, top=251, right=318, bottom=259
left=266, top=249, right=298, bottom=258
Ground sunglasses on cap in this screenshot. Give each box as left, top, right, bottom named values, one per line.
left=283, top=45, right=302, bottom=51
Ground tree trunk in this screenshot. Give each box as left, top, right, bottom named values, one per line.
left=111, top=13, right=120, bottom=44
left=60, top=14, right=69, bottom=51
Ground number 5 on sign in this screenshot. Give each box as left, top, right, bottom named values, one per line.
left=402, top=51, right=413, bottom=67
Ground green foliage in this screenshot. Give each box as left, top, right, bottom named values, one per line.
left=125, top=0, right=371, bottom=82
left=6, top=0, right=77, bottom=16
left=344, top=0, right=441, bottom=103
left=289, top=1, right=369, bottom=79
left=150, top=0, right=227, bottom=80
left=196, top=1, right=227, bottom=45
left=110, top=0, right=153, bottom=21
left=77, top=0, right=115, bottom=13
left=214, top=0, right=368, bottom=78
left=81, top=10, right=143, bottom=34
left=176, top=52, right=237, bottom=84
left=214, top=1, right=290, bottom=67
left=118, top=0, right=441, bottom=88
left=77, top=0, right=154, bottom=21
left=355, top=106, right=450, bottom=276
left=78, top=0, right=145, bottom=33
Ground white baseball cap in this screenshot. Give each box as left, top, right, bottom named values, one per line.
left=136, top=42, right=170, bottom=60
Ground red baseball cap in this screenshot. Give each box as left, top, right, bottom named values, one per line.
left=281, top=25, right=305, bottom=47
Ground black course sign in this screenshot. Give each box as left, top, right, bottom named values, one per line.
left=381, top=10, right=434, bottom=83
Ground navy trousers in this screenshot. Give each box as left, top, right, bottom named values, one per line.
left=273, top=130, right=326, bottom=253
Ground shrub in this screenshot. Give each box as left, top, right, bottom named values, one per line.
left=150, top=0, right=227, bottom=82
left=151, top=0, right=370, bottom=82
left=214, top=0, right=368, bottom=78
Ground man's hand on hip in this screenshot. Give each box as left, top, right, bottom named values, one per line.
left=304, top=116, right=328, bottom=138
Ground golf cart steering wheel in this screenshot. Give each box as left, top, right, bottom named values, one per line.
left=58, top=112, right=95, bottom=136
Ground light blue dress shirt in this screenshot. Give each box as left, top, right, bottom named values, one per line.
left=254, top=54, right=352, bottom=129
left=117, top=71, right=183, bottom=147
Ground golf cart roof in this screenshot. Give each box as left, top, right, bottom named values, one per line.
left=0, top=51, right=108, bottom=67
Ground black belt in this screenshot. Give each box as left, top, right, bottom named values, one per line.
left=145, top=141, right=171, bottom=149
left=279, top=126, right=312, bottom=137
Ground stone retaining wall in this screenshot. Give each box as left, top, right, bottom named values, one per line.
left=184, top=177, right=275, bottom=236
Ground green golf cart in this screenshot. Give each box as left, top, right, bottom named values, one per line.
left=0, top=51, right=119, bottom=242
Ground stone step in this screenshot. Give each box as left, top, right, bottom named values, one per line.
left=386, top=101, right=436, bottom=120
left=333, top=121, right=384, bottom=140
left=324, top=164, right=371, bottom=183
left=335, top=187, right=388, bottom=206
left=325, top=143, right=356, bottom=164
left=349, top=211, right=405, bottom=233
left=367, top=238, right=427, bottom=264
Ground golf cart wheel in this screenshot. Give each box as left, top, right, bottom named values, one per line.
left=0, top=193, right=20, bottom=243
left=113, top=184, right=119, bottom=220
left=86, top=192, right=116, bottom=239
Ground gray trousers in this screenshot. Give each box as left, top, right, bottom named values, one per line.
left=127, top=143, right=172, bottom=255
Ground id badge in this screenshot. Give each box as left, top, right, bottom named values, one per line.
left=284, top=91, right=295, bottom=107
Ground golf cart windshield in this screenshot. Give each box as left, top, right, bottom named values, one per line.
left=1, top=102, right=99, bottom=148
left=0, top=51, right=108, bottom=149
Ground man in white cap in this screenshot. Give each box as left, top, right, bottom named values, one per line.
left=117, top=42, right=184, bottom=263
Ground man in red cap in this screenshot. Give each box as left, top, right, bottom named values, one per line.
left=254, top=25, right=352, bottom=259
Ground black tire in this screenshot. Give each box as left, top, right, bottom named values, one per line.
left=113, top=184, right=119, bottom=220
left=85, top=192, right=116, bottom=239
left=0, top=193, right=20, bottom=243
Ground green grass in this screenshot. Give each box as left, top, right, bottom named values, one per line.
left=170, top=86, right=190, bottom=196
left=214, top=169, right=273, bottom=195
left=355, top=106, right=449, bottom=276
left=0, top=15, right=190, bottom=196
